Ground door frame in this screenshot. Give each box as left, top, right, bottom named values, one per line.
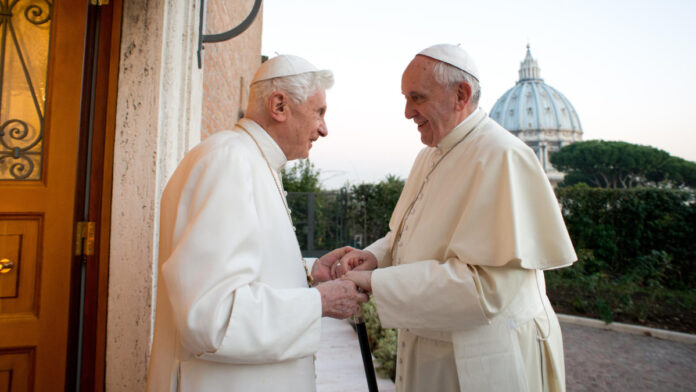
left=65, top=1, right=122, bottom=391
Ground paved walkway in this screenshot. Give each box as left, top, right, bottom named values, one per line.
left=563, top=322, right=696, bottom=392
left=316, top=317, right=395, bottom=392
left=317, top=318, right=696, bottom=392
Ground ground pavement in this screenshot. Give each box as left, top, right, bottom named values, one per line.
left=563, top=322, right=696, bottom=392
left=317, top=318, right=696, bottom=391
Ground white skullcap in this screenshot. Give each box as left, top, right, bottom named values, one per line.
left=252, top=54, right=323, bottom=84
left=417, top=44, right=480, bottom=81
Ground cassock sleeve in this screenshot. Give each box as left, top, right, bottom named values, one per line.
left=371, top=260, right=533, bottom=330
left=161, top=147, right=321, bottom=364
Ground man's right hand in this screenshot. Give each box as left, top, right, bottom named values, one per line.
left=315, top=280, right=369, bottom=319
left=331, top=249, right=378, bottom=278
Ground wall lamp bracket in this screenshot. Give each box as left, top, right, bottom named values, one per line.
left=197, top=0, right=263, bottom=69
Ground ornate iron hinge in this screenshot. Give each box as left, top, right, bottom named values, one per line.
left=75, top=221, right=97, bottom=256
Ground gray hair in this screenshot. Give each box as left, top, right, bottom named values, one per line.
left=249, top=70, right=334, bottom=110
left=431, top=61, right=481, bottom=106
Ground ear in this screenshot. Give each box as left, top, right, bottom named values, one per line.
left=268, top=91, right=289, bottom=122
left=454, top=82, right=472, bottom=111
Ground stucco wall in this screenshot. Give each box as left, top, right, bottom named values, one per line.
left=201, top=0, right=263, bottom=138
left=107, top=1, right=263, bottom=390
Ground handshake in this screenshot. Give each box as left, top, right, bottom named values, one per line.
left=311, top=246, right=379, bottom=319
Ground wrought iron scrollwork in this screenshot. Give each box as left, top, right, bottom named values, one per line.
left=0, top=0, right=52, bottom=180
left=25, top=0, right=52, bottom=25
left=0, top=118, right=40, bottom=179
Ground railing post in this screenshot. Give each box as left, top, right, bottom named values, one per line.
left=307, top=193, right=315, bottom=252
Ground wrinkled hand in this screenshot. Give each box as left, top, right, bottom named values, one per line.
left=311, top=246, right=355, bottom=284
left=342, top=271, right=373, bottom=293
left=316, top=279, right=369, bottom=319
left=331, top=249, right=378, bottom=279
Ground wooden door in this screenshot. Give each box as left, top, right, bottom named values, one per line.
left=0, top=1, right=89, bottom=390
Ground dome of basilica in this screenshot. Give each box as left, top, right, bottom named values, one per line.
left=490, top=46, right=583, bottom=184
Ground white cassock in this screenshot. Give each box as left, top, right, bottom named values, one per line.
left=147, top=119, right=321, bottom=392
left=365, top=108, right=577, bottom=392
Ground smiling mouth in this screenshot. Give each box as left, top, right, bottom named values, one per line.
left=416, top=120, right=428, bottom=130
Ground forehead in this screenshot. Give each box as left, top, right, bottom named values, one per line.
left=401, top=56, right=438, bottom=94
left=302, top=89, right=326, bottom=107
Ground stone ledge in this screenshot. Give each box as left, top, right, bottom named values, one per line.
left=558, top=314, right=696, bottom=344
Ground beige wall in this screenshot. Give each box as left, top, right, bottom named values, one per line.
left=201, top=0, right=264, bottom=138
left=107, top=1, right=262, bottom=390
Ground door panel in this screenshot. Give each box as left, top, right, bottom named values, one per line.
left=0, top=348, right=34, bottom=392
left=0, top=217, right=40, bottom=315
left=1, top=0, right=89, bottom=390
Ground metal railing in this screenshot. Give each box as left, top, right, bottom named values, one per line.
left=287, top=190, right=348, bottom=257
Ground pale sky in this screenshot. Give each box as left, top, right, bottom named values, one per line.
left=261, top=0, right=696, bottom=189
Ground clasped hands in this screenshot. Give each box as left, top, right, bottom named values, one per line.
left=311, top=246, right=378, bottom=319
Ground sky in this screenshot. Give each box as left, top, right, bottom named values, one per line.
left=261, top=0, right=696, bottom=189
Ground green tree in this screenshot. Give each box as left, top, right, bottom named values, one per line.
left=281, top=159, right=322, bottom=192
left=550, top=140, right=696, bottom=188
left=346, top=174, right=404, bottom=247
left=282, top=160, right=347, bottom=252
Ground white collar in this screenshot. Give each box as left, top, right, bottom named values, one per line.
left=236, top=118, right=288, bottom=171
left=437, top=107, right=487, bottom=151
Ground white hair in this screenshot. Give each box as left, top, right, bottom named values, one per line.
left=249, top=70, right=334, bottom=110
left=431, top=61, right=481, bottom=106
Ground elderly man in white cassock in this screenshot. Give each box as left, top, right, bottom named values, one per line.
left=146, top=55, right=368, bottom=392
left=335, top=44, right=578, bottom=392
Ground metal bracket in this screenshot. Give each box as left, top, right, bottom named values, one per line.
left=197, top=0, right=263, bottom=69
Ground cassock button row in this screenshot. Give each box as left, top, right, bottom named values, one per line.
left=283, top=191, right=288, bottom=196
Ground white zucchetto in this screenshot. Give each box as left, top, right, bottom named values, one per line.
left=251, top=54, right=323, bottom=84
left=417, top=44, right=480, bottom=81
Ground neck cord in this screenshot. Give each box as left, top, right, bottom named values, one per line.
left=392, top=115, right=487, bottom=262
left=238, top=124, right=314, bottom=287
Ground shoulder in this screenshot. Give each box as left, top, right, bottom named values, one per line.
left=166, top=131, right=258, bottom=188
left=468, top=118, right=537, bottom=163
left=191, top=130, right=253, bottom=161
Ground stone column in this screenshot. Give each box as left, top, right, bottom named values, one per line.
left=106, top=1, right=202, bottom=390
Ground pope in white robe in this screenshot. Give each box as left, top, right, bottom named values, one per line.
left=338, top=44, right=577, bottom=392
left=146, top=55, right=367, bottom=392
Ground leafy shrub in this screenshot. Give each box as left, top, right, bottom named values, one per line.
left=547, top=186, right=695, bottom=331
left=555, top=185, right=696, bottom=288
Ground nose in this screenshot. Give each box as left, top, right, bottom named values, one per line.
left=318, top=120, right=328, bottom=137
left=404, top=101, right=416, bottom=119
